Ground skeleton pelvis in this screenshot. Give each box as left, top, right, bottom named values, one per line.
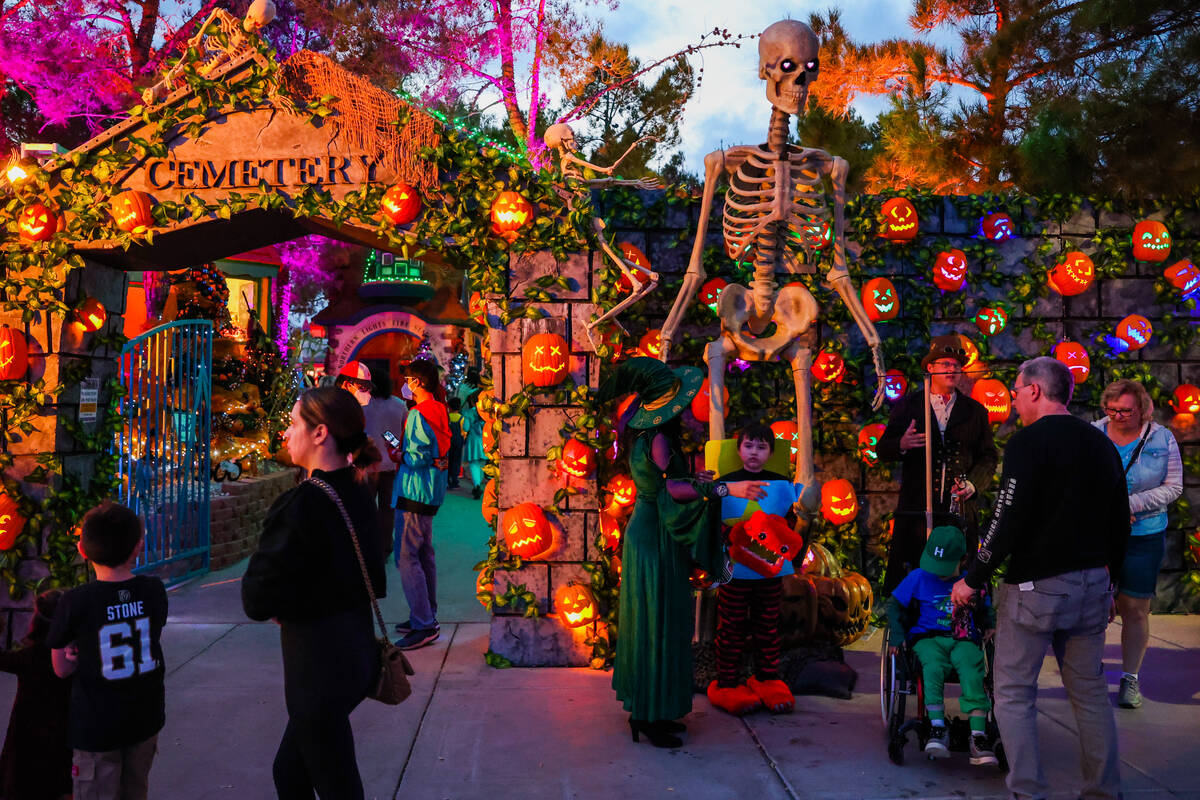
left=719, top=283, right=818, bottom=361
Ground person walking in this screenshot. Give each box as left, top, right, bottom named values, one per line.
left=242, top=387, right=386, bottom=800
left=461, top=390, right=487, bottom=499
left=1093, top=378, right=1183, bottom=709
left=952, top=356, right=1129, bottom=800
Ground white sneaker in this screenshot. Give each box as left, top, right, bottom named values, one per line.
left=924, top=725, right=950, bottom=757
left=969, top=733, right=998, bottom=766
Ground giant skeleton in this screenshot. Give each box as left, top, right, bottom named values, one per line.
left=659, top=20, right=886, bottom=491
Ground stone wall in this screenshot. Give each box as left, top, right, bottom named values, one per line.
left=209, top=468, right=300, bottom=570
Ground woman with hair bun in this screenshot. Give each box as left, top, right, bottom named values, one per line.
left=242, top=386, right=386, bottom=799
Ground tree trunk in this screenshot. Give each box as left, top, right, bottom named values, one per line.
left=494, top=0, right=529, bottom=149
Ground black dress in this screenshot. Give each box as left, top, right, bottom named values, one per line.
left=0, top=639, right=72, bottom=800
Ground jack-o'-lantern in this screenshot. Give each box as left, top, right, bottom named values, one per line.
left=957, top=336, right=984, bottom=377
left=381, top=181, right=422, bottom=224
left=857, top=422, right=886, bottom=465
left=0, top=325, right=29, bottom=381
left=522, top=332, right=569, bottom=387
left=971, top=378, right=1011, bottom=424
left=932, top=249, right=968, bottom=291
left=1171, top=384, right=1200, bottom=415
left=973, top=305, right=1008, bottom=336
left=0, top=492, right=26, bottom=550
left=690, top=378, right=730, bottom=423
left=476, top=570, right=494, bottom=607
left=771, top=420, right=798, bottom=456
left=729, top=511, right=805, bottom=578
left=880, top=197, right=918, bottom=241
left=482, top=420, right=496, bottom=453
left=110, top=189, right=154, bottom=233
left=481, top=480, right=498, bottom=526
left=700, top=277, right=727, bottom=311
left=883, top=369, right=908, bottom=402
left=1047, top=251, right=1094, bottom=296
left=616, top=243, right=654, bottom=292
left=469, top=291, right=486, bottom=324
left=1132, top=220, right=1171, bottom=262
left=780, top=542, right=874, bottom=647
left=801, top=218, right=833, bottom=252
left=18, top=203, right=57, bottom=242
left=1165, top=259, right=1200, bottom=298
left=820, top=478, right=858, bottom=524
left=501, top=502, right=553, bottom=558
left=862, top=277, right=899, bottom=321
left=599, top=510, right=623, bottom=550
left=1115, top=314, right=1153, bottom=352
left=605, top=473, right=637, bottom=512
left=1054, top=340, right=1091, bottom=384
left=560, top=438, right=596, bottom=478
left=73, top=298, right=107, bottom=333
left=555, top=583, right=598, bottom=628
left=812, top=350, right=846, bottom=383
left=638, top=329, right=663, bottom=359
left=978, top=212, right=1015, bottom=241
left=490, top=191, right=533, bottom=241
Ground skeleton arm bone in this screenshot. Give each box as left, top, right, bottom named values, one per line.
left=585, top=217, right=659, bottom=344
left=561, top=136, right=657, bottom=177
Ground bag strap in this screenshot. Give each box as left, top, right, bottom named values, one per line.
left=305, top=477, right=389, bottom=641
left=1123, top=424, right=1153, bottom=477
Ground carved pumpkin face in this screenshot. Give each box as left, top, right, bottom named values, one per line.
left=812, top=350, right=846, bottom=383
left=1132, top=220, right=1171, bottom=262
left=73, top=298, right=107, bottom=333
left=560, top=438, right=596, bottom=478
left=18, top=203, right=57, bottom=242
left=0, top=493, right=25, bottom=550
left=973, top=306, right=1008, bottom=336
left=958, top=336, right=984, bottom=377
left=1165, top=259, right=1200, bottom=298
left=770, top=420, right=798, bottom=456
left=729, top=511, right=805, bottom=578
left=690, top=378, right=730, bottom=424
left=0, top=325, right=29, bottom=381
left=971, top=378, right=1012, bottom=424
left=883, top=369, right=908, bottom=402
left=1054, top=341, right=1091, bottom=384
left=490, top=191, right=533, bottom=241
left=381, top=181, right=422, bottom=224
left=599, top=511, right=623, bottom=550
left=700, top=277, right=727, bottom=311
left=1048, top=251, right=1094, bottom=296
left=606, top=473, right=637, bottom=511
left=501, top=502, right=553, bottom=558
left=1115, top=314, right=1153, bottom=351
left=110, top=189, right=154, bottom=233
left=821, top=479, right=858, bottom=524
left=880, top=197, right=918, bottom=241
left=522, top=332, right=569, bottom=387
left=933, top=249, right=968, bottom=291
left=857, top=422, right=886, bottom=465
left=616, top=242, right=654, bottom=292
left=801, top=218, right=833, bottom=251
left=638, top=329, right=663, bottom=359
left=1171, top=384, right=1200, bottom=415
left=555, top=583, right=598, bottom=628
left=481, top=480, right=498, bottom=526
left=978, top=212, right=1015, bottom=241
left=862, top=277, right=899, bottom=321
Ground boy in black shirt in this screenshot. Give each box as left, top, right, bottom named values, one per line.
left=48, top=501, right=167, bottom=800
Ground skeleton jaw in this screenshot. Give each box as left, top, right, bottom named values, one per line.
left=769, top=84, right=807, bottom=116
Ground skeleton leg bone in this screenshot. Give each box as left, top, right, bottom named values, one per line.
left=784, top=337, right=817, bottom=490
left=705, top=337, right=736, bottom=442
left=585, top=218, right=658, bottom=349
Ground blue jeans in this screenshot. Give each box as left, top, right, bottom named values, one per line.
left=396, top=509, right=437, bottom=629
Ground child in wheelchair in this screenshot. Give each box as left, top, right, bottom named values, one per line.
left=886, top=526, right=997, bottom=765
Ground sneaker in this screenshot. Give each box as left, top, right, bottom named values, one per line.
left=1118, top=674, right=1143, bottom=708
left=395, top=628, right=440, bottom=650
left=394, top=619, right=440, bottom=635
left=924, top=725, right=950, bottom=757
left=969, top=733, right=998, bottom=766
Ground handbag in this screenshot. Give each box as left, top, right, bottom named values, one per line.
left=306, top=477, right=415, bottom=705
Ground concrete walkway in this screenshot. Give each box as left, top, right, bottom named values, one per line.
left=2, top=488, right=1197, bottom=799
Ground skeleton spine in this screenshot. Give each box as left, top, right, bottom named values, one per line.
left=751, top=108, right=793, bottom=310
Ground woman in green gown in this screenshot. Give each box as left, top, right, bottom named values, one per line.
left=599, top=359, right=766, bottom=748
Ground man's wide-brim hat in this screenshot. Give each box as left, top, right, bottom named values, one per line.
left=921, top=335, right=970, bottom=371
left=598, top=357, right=705, bottom=429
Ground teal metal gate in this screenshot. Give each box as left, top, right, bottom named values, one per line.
left=115, top=320, right=213, bottom=583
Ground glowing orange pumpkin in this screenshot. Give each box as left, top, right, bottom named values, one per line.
left=883, top=369, right=908, bottom=402
left=862, top=277, right=899, bottom=321
left=616, top=243, right=654, bottom=292
left=1132, top=220, right=1171, bottom=262
left=110, top=189, right=154, bottom=233
left=700, top=277, right=727, bottom=311
left=605, top=473, right=637, bottom=512
left=880, top=197, right=918, bottom=241
left=501, top=502, right=553, bottom=558
left=560, top=438, right=596, bottom=478
left=481, top=480, right=498, bottom=526
left=599, top=511, right=623, bottom=550
left=978, top=212, right=1014, bottom=241
left=971, top=378, right=1011, bottom=424
left=490, top=191, right=533, bottom=241
left=73, top=298, right=107, bottom=333
left=812, top=350, right=846, bottom=383
left=771, top=420, right=799, bottom=456
left=973, top=306, right=1008, bottom=336
left=1115, top=315, right=1153, bottom=352
left=381, top=181, right=422, bottom=224
left=18, top=203, right=57, bottom=242
left=690, top=378, right=730, bottom=423
left=1171, top=384, right=1200, bottom=415
left=469, top=291, right=486, bottom=324
left=638, top=329, right=663, bottom=359
left=0, top=325, right=29, bottom=381
left=482, top=421, right=496, bottom=453
left=820, top=478, right=859, bottom=524
left=802, top=218, right=833, bottom=251
left=1165, top=259, right=1200, bottom=298
left=958, top=336, right=984, bottom=377
left=0, top=493, right=25, bottom=550
left=555, top=583, right=599, bottom=628
left=522, top=332, right=569, bottom=387
left=857, top=423, right=886, bottom=465
left=476, top=570, right=494, bottom=607
left=933, top=249, right=968, bottom=291
left=1054, top=341, right=1090, bottom=384
left=1047, top=251, right=1094, bottom=296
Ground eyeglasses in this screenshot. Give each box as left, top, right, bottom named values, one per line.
left=1103, top=406, right=1136, bottom=418
left=1011, top=382, right=1035, bottom=396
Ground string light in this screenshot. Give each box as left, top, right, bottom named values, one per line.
left=394, top=90, right=528, bottom=164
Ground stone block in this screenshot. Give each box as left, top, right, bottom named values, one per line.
left=569, top=303, right=603, bottom=353
left=4, top=411, right=57, bottom=456
left=496, top=459, right=557, bottom=507
left=508, top=251, right=589, bottom=301
left=542, top=509, right=586, bottom=561
left=1101, top=278, right=1163, bottom=319
left=487, top=309, right=520, bottom=355
left=492, top=564, right=549, bottom=615
left=1061, top=203, right=1098, bottom=236
left=646, top=233, right=689, bottom=277
left=527, top=408, right=571, bottom=457
left=942, top=198, right=972, bottom=235
left=488, top=615, right=591, bottom=666
left=565, top=475, right=599, bottom=511
left=1098, top=210, right=1135, bottom=229
left=498, top=414, right=527, bottom=458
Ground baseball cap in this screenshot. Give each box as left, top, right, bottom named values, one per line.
left=920, top=526, right=965, bottom=577
left=337, top=361, right=373, bottom=386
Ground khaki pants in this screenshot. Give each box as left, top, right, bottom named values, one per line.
left=73, top=734, right=157, bottom=800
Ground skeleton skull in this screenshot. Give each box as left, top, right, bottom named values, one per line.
left=758, top=20, right=820, bottom=115
left=243, top=0, right=277, bottom=32
left=543, top=123, right=577, bottom=152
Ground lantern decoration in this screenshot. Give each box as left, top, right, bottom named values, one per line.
left=770, top=420, right=799, bottom=456
left=932, top=249, right=968, bottom=291
left=978, top=212, right=1015, bottom=241
left=1053, top=341, right=1091, bottom=384
left=879, top=197, right=918, bottom=241
left=468, top=291, right=486, bottom=324
left=0, top=325, right=29, bottom=381
left=638, top=329, right=663, bottom=359
left=18, top=203, right=58, bottom=242
left=1171, top=385, right=1200, bottom=415
left=883, top=369, right=908, bottom=402
left=699, top=277, right=728, bottom=312
left=481, top=480, right=498, bottom=527
left=973, top=306, right=1008, bottom=336
left=555, top=583, right=599, bottom=628
left=857, top=423, right=886, bottom=466
left=957, top=336, right=984, bottom=377
left=862, top=277, right=899, bottom=322
left=73, top=298, right=107, bottom=333
left=110, top=189, right=154, bottom=233
left=381, top=181, right=422, bottom=224
left=820, top=478, right=859, bottom=524
left=501, top=502, right=553, bottom=558
left=801, top=218, right=833, bottom=252
left=1047, top=251, right=1094, bottom=296
left=599, top=511, right=623, bottom=550
left=522, top=331, right=570, bottom=387
left=1165, top=259, right=1200, bottom=300
left=605, top=473, right=637, bottom=512
left=1131, top=220, right=1171, bottom=262
left=559, top=438, right=596, bottom=479
left=971, top=378, right=1012, bottom=424
left=490, top=191, right=533, bottom=241
left=1114, top=314, right=1153, bottom=352
left=476, top=570, right=494, bottom=607
left=0, top=493, right=25, bottom=550
left=811, top=350, right=846, bottom=383
left=616, top=243, right=654, bottom=292
left=690, top=378, right=730, bottom=424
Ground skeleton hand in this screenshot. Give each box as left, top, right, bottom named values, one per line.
left=632, top=177, right=663, bottom=190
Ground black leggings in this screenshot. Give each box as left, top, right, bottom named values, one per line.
left=273, top=702, right=366, bottom=800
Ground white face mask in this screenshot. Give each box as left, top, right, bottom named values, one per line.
left=400, top=383, right=413, bottom=400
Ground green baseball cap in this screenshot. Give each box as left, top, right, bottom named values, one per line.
left=920, top=526, right=966, bottom=577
